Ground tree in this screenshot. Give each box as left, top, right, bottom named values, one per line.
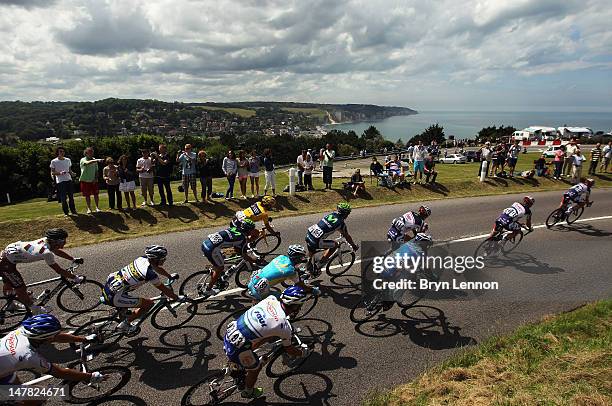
left=409, top=124, right=445, bottom=145
left=395, top=138, right=404, bottom=149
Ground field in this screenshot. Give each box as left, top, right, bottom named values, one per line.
left=281, top=107, right=328, bottom=119
left=195, top=106, right=256, bottom=117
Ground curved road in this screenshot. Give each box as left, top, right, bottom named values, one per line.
left=16, top=188, right=612, bottom=405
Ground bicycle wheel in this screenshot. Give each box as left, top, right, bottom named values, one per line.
left=292, top=294, right=319, bottom=321
left=251, top=233, right=281, bottom=256
left=150, top=299, right=198, bottom=330
left=545, top=208, right=564, bottom=228
left=266, top=346, right=312, bottom=378
left=70, top=316, right=125, bottom=353
left=57, top=280, right=104, bottom=313
left=182, top=370, right=237, bottom=406
left=64, top=365, right=130, bottom=404
left=349, top=295, right=383, bottom=323
left=475, top=238, right=501, bottom=258
left=0, top=296, right=28, bottom=333
left=566, top=206, right=584, bottom=224
left=180, top=270, right=212, bottom=302
left=501, top=231, right=524, bottom=254
left=234, top=267, right=252, bottom=289
left=325, top=248, right=356, bottom=277
left=215, top=308, right=247, bottom=341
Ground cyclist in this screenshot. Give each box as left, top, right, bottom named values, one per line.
left=0, top=228, right=84, bottom=313
left=102, top=245, right=180, bottom=333
left=305, top=202, right=358, bottom=267
left=223, top=286, right=309, bottom=399
left=231, top=196, right=278, bottom=238
left=0, top=314, right=105, bottom=387
left=247, top=244, right=319, bottom=300
left=559, top=177, right=594, bottom=214
left=387, top=205, right=431, bottom=242
left=201, top=219, right=260, bottom=297
left=490, top=196, right=534, bottom=241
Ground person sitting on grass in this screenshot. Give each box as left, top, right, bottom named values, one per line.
left=424, top=153, right=438, bottom=184
left=534, top=154, right=550, bottom=177
left=350, top=169, right=365, bottom=197
left=519, top=169, right=535, bottom=179
left=370, top=157, right=384, bottom=176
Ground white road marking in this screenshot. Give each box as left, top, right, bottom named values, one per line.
left=21, top=215, right=611, bottom=386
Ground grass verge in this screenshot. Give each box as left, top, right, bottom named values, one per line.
left=363, top=300, right=612, bottom=406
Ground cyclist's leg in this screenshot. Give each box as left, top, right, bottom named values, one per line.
left=204, top=248, right=225, bottom=290
left=505, top=222, right=520, bottom=239
left=319, top=240, right=338, bottom=263
left=111, top=291, right=149, bottom=323
left=0, top=268, right=32, bottom=307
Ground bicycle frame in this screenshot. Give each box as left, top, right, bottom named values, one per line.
left=1, top=264, right=81, bottom=307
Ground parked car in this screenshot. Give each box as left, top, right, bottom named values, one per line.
left=439, top=154, right=467, bottom=164
left=541, top=145, right=564, bottom=158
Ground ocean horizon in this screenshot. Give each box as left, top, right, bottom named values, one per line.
left=325, top=110, right=612, bottom=141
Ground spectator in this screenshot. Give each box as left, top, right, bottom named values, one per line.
left=553, top=145, right=565, bottom=180
left=424, top=153, right=438, bottom=184
left=237, top=150, right=249, bottom=199
left=197, top=150, right=215, bottom=203
left=406, top=143, right=414, bottom=163
left=118, top=154, right=137, bottom=209
left=136, top=148, right=155, bottom=206
left=248, top=150, right=261, bottom=198
left=412, top=140, right=427, bottom=184
left=497, top=143, right=507, bottom=173
left=222, top=150, right=238, bottom=200
left=563, top=138, right=579, bottom=177
left=571, top=149, right=586, bottom=184
left=79, top=147, right=103, bottom=214
left=263, top=148, right=276, bottom=196
left=588, top=142, right=602, bottom=175
left=386, top=154, right=404, bottom=183
left=321, top=143, right=335, bottom=189
left=350, top=169, right=365, bottom=197
left=296, top=150, right=308, bottom=186
left=301, top=151, right=314, bottom=191
left=534, top=154, right=549, bottom=177
left=507, top=140, right=520, bottom=177
left=155, top=144, right=173, bottom=206
left=177, top=144, right=198, bottom=203
left=519, top=169, right=536, bottom=179
left=601, top=141, right=612, bottom=173
left=478, top=141, right=492, bottom=178
left=370, top=156, right=384, bottom=176
left=49, top=146, right=77, bottom=216
left=103, top=157, right=122, bottom=210
left=490, top=146, right=501, bottom=176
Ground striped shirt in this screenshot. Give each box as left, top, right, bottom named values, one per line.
left=590, top=148, right=602, bottom=162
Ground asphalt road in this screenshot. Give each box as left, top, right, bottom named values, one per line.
left=13, top=188, right=612, bottom=405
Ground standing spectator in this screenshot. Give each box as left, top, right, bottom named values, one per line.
left=248, top=150, right=261, bottom=198
left=571, top=149, right=586, bottom=184
left=49, top=146, right=77, bottom=216
left=563, top=138, right=579, bottom=177
left=103, top=157, right=122, bottom=210
left=197, top=150, right=215, bottom=203
left=155, top=144, right=173, bottom=206
left=601, top=141, right=612, bottom=173
left=237, top=150, right=249, bottom=199
left=497, top=143, right=508, bottom=173
left=350, top=169, right=365, bottom=197
left=296, top=150, right=308, bottom=186
left=424, top=153, right=438, bottom=184
left=177, top=144, right=198, bottom=203
left=412, top=140, right=427, bottom=184
left=478, top=141, right=492, bottom=178
left=263, top=148, right=276, bottom=196
left=588, top=142, right=602, bottom=175
left=79, top=147, right=103, bottom=214
left=222, top=150, right=238, bottom=200
left=406, top=143, right=414, bottom=164
left=553, top=145, right=565, bottom=180
left=136, top=148, right=155, bottom=206
left=303, top=151, right=315, bottom=191
left=118, top=154, right=137, bottom=209
left=507, top=140, right=521, bottom=177
left=321, top=143, right=336, bottom=189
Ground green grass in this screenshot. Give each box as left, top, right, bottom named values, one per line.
left=281, top=107, right=328, bottom=119
left=196, top=106, right=256, bottom=117
left=363, top=300, right=612, bottom=406
left=1, top=153, right=610, bottom=248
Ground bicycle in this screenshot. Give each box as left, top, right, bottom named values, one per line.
left=546, top=201, right=593, bottom=228
left=182, top=328, right=313, bottom=405
left=250, top=219, right=282, bottom=256
left=70, top=274, right=197, bottom=352
left=61, top=342, right=131, bottom=404
left=307, top=236, right=357, bottom=278
left=0, top=262, right=104, bottom=333
left=475, top=224, right=531, bottom=258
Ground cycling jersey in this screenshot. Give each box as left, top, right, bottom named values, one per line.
left=201, top=227, right=249, bottom=267
left=565, top=183, right=590, bottom=203
left=103, top=257, right=161, bottom=308
left=247, top=255, right=299, bottom=300
left=496, top=202, right=531, bottom=231
left=387, top=212, right=426, bottom=242
left=233, top=202, right=270, bottom=226
left=380, top=241, right=424, bottom=280
left=0, top=329, right=53, bottom=383
left=306, top=213, right=347, bottom=250
left=2, top=239, right=56, bottom=266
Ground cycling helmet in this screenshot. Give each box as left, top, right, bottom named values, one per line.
left=238, top=218, right=256, bottom=232
left=261, top=196, right=276, bottom=208
left=523, top=196, right=535, bottom=206
left=144, top=245, right=168, bottom=260
left=419, top=205, right=432, bottom=218
left=45, top=228, right=68, bottom=242
left=287, top=244, right=307, bottom=261
left=336, top=202, right=352, bottom=216
left=585, top=178, right=595, bottom=187
left=280, top=286, right=309, bottom=306
left=20, top=314, right=62, bottom=340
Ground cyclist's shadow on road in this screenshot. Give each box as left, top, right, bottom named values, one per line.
left=550, top=223, right=612, bottom=237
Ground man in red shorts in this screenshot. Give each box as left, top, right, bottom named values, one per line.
left=79, top=146, right=103, bottom=214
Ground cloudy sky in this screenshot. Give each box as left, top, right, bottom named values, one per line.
left=1, top=0, right=611, bottom=111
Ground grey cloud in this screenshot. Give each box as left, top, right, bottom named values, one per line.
left=0, top=0, right=56, bottom=8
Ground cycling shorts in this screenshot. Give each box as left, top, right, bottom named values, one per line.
left=495, top=218, right=520, bottom=232
left=0, top=253, right=25, bottom=289
left=102, top=280, right=142, bottom=308
left=223, top=321, right=260, bottom=370
left=563, top=192, right=585, bottom=204
left=387, top=227, right=403, bottom=242
left=305, top=235, right=335, bottom=253
left=201, top=241, right=224, bottom=268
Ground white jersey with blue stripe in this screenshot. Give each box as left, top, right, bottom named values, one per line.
left=235, top=296, right=293, bottom=346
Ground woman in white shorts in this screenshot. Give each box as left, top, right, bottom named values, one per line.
left=248, top=149, right=261, bottom=198
left=118, top=154, right=137, bottom=209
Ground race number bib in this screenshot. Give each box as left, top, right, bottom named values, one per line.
left=308, top=224, right=324, bottom=239
left=253, top=278, right=269, bottom=293
left=502, top=207, right=518, bottom=218
left=208, top=233, right=224, bottom=245
left=235, top=211, right=246, bottom=221
left=226, top=321, right=246, bottom=348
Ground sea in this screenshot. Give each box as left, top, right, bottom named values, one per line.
left=325, top=111, right=612, bottom=141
